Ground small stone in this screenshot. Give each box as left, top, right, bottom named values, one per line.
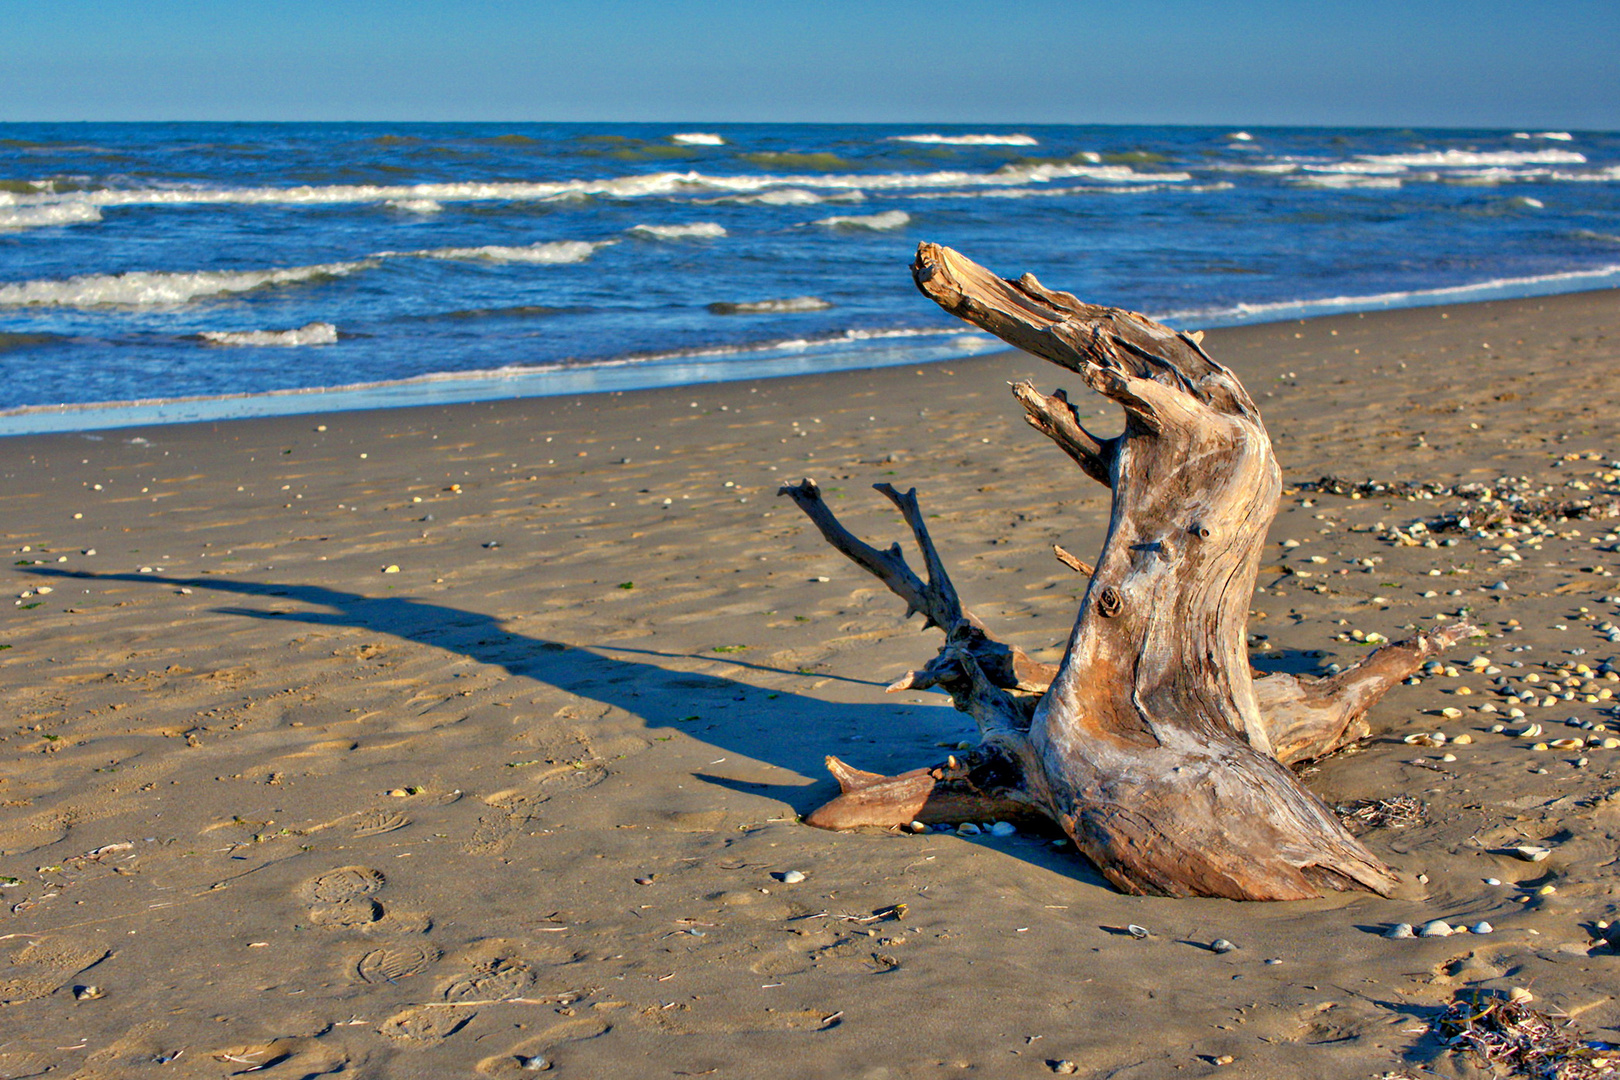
left=382, top=565, right=400, bottom=574
left=1417, top=919, right=1454, bottom=938
left=778, top=870, right=806, bottom=884
left=1472, top=922, right=1494, bottom=935
left=1514, top=845, right=1551, bottom=862
left=519, top=1054, right=551, bottom=1071
left=387, top=788, right=409, bottom=797
left=1051, top=1062, right=1079, bottom=1076
left=1485, top=877, right=1502, bottom=886
left=1452, top=733, right=1473, bottom=744
left=1537, top=884, right=1557, bottom=896
left=1210, top=938, right=1236, bottom=953
left=74, top=984, right=103, bottom=1001
left=1384, top=923, right=1415, bottom=939
left=906, top=820, right=929, bottom=833
left=956, top=822, right=981, bottom=836
left=988, top=821, right=1016, bottom=837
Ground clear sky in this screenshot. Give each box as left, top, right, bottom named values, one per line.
left=3, top=0, right=1616, bottom=129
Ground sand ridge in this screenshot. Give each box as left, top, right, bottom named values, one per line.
left=0, top=290, right=1618, bottom=1078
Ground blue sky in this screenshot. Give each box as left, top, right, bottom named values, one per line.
left=3, top=0, right=1617, bottom=128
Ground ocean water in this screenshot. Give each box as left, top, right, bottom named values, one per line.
left=2, top=122, right=1617, bottom=433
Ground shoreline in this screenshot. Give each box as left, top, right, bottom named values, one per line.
left=5, top=280, right=1618, bottom=437
left=1, top=287, right=1618, bottom=1077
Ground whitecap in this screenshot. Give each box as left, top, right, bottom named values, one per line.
left=386, top=198, right=443, bottom=214
left=813, top=210, right=911, bottom=230
left=628, top=222, right=727, bottom=240
left=200, top=322, right=339, bottom=347
left=890, top=133, right=1038, bottom=146
left=1357, top=148, right=1584, bottom=168
left=1514, top=131, right=1573, bottom=141
left=0, top=203, right=103, bottom=229
left=415, top=239, right=613, bottom=264
left=1228, top=131, right=1255, bottom=142
left=1289, top=174, right=1403, bottom=189
left=671, top=132, right=725, bottom=145
left=0, top=259, right=378, bottom=309
left=708, top=296, right=832, bottom=315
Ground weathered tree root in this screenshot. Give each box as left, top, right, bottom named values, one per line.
left=778, top=242, right=1477, bottom=901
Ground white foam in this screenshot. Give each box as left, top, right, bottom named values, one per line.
left=416, top=240, right=612, bottom=264
left=0, top=161, right=1182, bottom=213
left=1514, top=131, right=1573, bottom=141
left=0, top=204, right=103, bottom=229
left=709, top=296, right=832, bottom=314
left=199, top=322, right=339, bottom=347
left=1228, top=131, right=1255, bottom=142
left=1357, top=148, right=1585, bottom=168
left=890, top=133, right=1038, bottom=146
left=671, top=132, right=725, bottom=146
left=1289, top=174, right=1403, bottom=189
left=813, top=209, right=910, bottom=230
left=628, top=222, right=727, bottom=240
left=1162, top=263, right=1620, bottom=326
left=0, top=259, right=377, bottom=309
left=386, top=198, right=443, bottom=214
left=1549, top=165, right=1620, bottom=183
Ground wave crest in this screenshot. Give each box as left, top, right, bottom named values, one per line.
left=0, top=259, right=377, bottom=309
left=200, top=322, right=339, bottom=347
left=813, top=210, right=910, bottom=230
left=628, top=222, right=727, bottom=240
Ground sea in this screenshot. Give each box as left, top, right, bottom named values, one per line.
left=2, top=122, right=1617, bottom=434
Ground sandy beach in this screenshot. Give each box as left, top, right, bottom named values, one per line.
left=2, top=289, right=1619, bottom=1079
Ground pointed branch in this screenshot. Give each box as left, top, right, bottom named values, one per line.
left=1010, top=380, right=1115, bottom=485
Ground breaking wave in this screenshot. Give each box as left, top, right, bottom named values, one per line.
left=628, top=222, right=727, bottom=240
left=0, top=203, right=103, bottom=229
left=412, top=239, right=613, bottom=264
left=890, top=133, right=1039, bottom=146
left=199, top=322, right=339, bottom=347
left=0, top=259, right=377, bottom=308
left=707, top=296, right=832, bottom=315
left=813, top=209, right=910, bottom=230
left=671, top=132, right=724, bottom=145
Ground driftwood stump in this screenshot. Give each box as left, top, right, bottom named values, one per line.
left=779, top=243, right=1473, bottom=901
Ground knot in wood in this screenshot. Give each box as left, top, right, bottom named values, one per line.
left=1097, top=585, right=1124, bottom=618
left=1190, top=522, right=1211, bottom=539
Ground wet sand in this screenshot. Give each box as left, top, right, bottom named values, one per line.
left=1, top=289, right=1618, bottom=1079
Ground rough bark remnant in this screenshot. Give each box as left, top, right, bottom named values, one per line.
left=779, top=242, right=1475, bottom=901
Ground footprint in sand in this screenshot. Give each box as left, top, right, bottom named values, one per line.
left=0, top=937, right=110, bottom=1005
left=475, top=1017, right=612, bottom=1078
left=376, top=955, right=541, bottom=1050
left=376, top=1004, right=478, bottom=1046
left=351, top=807, right=412, bottom=837
left=353, top=943, right=442, bottom=985
left=299, top=865, right=386, bottom=929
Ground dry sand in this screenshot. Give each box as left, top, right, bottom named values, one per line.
left=1, top=290, right=1618, bottom=1079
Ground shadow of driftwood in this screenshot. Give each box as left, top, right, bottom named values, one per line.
left=24, top=567, right=973, bottom=813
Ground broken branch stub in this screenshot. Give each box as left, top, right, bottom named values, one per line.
left=778, top=243, right=1470, bottom=901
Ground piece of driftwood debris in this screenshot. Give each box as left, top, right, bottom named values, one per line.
left=778, top=242, right=1473, bottom=901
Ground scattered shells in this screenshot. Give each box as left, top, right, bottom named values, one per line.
left=1471, top=922, right=1494, bottom=935
left=519, top=1054, right=551, bottom=1071
left=906, top=820, right=929, bottom=833
left=1514, top=845, right=1551, bottom=862
left=382, top=565, right=400, bottom=574
left=1451, top=733, right=1474, bottom=745
left=777, top=870, right=806, bottom=884
left=988, top=821, right=1017, bottom=837
left=1508, top=987, right=1535, bottom=1004
left=1517, top=723, right=1544, bottom=738
left=73, top=984, right=103, bottom=1001
left=1549, top=738, right=1584, bottom=750
left=1417, top=919, right=1455, bottom=938
left=1384, top=923, right=1415, bottom=939
left=1405, top=732, right=1446, bottom=746
left=1440, top=707, right=1463, bottom=720
left=1210, top=938, right=1236, bottom=953
left=956, top=822, right=981, bottom=836
left=1126, top=924, right=1150, bottom=939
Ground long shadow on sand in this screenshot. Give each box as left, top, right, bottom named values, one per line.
left=26, top=566, right=1098, bottom=874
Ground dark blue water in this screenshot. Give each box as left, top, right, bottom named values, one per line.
left=2, top=123, right=1617, bottom=431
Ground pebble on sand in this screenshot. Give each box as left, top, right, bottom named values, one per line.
left=777, top=870, right=806, bottom=884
